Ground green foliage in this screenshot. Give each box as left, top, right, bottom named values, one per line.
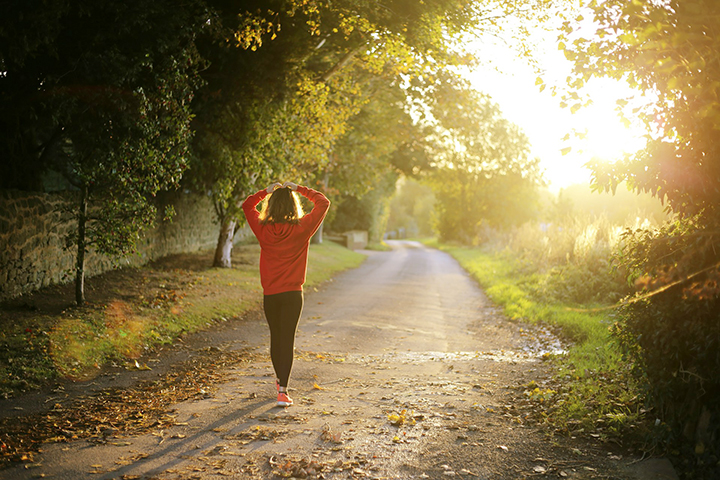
left=315, top=83, right=423, bottom=241
left=505, top=215, right=633, bottom=305
left=613, top=294, right=720, bottom=462
left=562, top=2, right=720, bottom=468
left=189, top=4, right=369, bottom=226
left=328, top=196, right=373, bottom=233
left=609, top=223, right=720, bottom=471
left=312, top=83, right=415, bottom=197
left=328, top=171, right=397, bottom=243
left=189, top=0, right=481, bottom=222
left=387, top=177, right=436, bottom=238
left=1, top=0, right=203, bottom=193
left=0, top=0, right=205, bottom=303
left=563, top=0, right=720, bottom=217
left=425, top=85, right=544, bottom=243
left=189, top=0, right=558, bottom=264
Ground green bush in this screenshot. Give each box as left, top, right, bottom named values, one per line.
left=498, top=216, right=632, bottom=306
left=611, top=222, right=720, bottom=477
left=533, top=261, right=628, bottom=306
left=613, top=293, right=720, bottom=468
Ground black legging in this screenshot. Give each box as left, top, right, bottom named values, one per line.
left=263, top=291, right=304, bottom=388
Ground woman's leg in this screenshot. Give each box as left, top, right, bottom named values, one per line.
left=263, top=291, right=304, bottom=388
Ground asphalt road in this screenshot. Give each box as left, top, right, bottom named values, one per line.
left=0, top=240, right=675, bottom=480
left=299, top=240, right=517, bottom=355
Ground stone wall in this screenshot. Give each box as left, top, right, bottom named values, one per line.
left=0, top=189, right=248, bottom=301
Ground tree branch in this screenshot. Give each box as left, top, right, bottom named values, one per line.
left=36, top=125, right=65, bottom=165
left=317, top=43, right=366, bottom=83
left=568, top=259, right=720, bottom=313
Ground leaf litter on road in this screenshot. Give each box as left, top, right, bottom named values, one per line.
left=0, top=347, right=260, bottom=468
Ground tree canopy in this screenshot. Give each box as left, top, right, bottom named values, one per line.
left=424, top=79, right=544, bottom=242
left=186, top=0, right=516, bottom=264
left=0, top=0, right=204, bottom=304
left=1, top=0, right=554, bottom=290
left=562, top=0, right=720, bottom=217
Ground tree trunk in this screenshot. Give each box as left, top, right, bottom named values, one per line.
left=318, top=43, right=365, bottom=83
left=311, top=222, right=324, bottom=244
left=75, top=184, right=88, bottom=306
left=311, top=169, right=331, bottom=245
left=213, top=218, right=237, bottom=268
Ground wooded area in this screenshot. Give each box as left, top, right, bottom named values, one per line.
left=0, top=0, right=544, bottom=305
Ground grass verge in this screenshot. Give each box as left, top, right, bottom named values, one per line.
left=431, top=240, right=645, bottom=441
left=0, top=241, right=365, bottom=398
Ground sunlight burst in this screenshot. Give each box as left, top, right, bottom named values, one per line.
left=563, top=81, right=648, bottom=164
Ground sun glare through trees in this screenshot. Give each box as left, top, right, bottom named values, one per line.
left=464, top=4, right=649, bottom=191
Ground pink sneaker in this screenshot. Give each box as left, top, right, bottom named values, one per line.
left=277, top=392, right=293, bottom=407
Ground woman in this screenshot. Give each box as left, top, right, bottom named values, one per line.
left=242, top=181, right=330, bottom=407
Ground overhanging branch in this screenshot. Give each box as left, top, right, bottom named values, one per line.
left=317, top=43, right=366, bottom=83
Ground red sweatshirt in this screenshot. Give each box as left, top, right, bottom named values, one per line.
left=242, top=186, right=330, bottom=296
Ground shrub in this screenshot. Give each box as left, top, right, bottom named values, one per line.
left=611, top=223, right=720, bottom=475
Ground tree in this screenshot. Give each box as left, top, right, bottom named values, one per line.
left=424, top=79, right=543, bottom=243
left=190, top=0, right=553, bottom=266
left=561, top=0, right=720, bottom=217
left=0, top=0, right=204, bottom=304
left=189, top=1, right=370, bottom=266
left=561, top=0, right=720, bottom=466
left=303, top=81, right=424, bottom=243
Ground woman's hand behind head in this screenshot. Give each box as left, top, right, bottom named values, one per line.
left=266, top=182, right=283, bottom=194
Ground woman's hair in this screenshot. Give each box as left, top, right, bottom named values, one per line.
left=260, top=187, right=304, bottom=224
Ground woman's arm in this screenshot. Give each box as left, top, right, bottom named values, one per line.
left=295, top=185, right=330, bottom=237
left=241, top=188, right=270, bottom=237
